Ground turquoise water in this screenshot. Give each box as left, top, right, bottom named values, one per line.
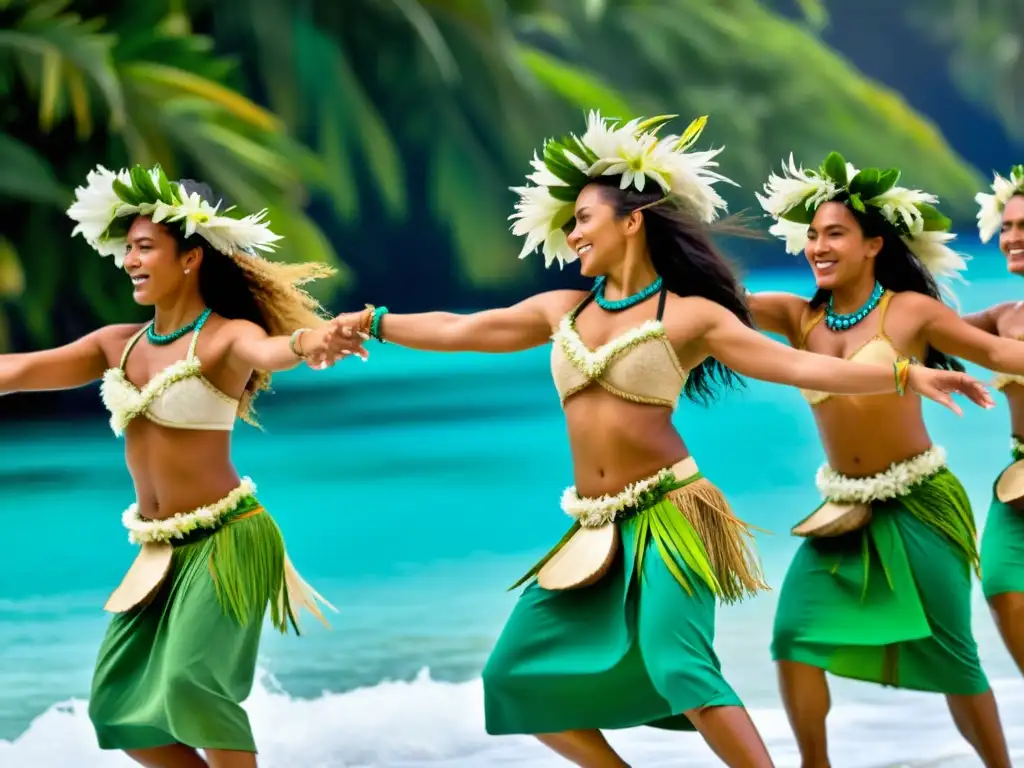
left=1, top=255, right=1022, bottom=766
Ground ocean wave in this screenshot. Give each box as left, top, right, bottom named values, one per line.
left=1, top=668, right=1021, bottom=767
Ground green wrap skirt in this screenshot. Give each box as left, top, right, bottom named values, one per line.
left=89, top=488, right=330, bottom=753
left=483, top=457, right=768, bottom=734
left=980, top=440, right=1024, bottom=599
left=772, top=457, right=989, bottom=696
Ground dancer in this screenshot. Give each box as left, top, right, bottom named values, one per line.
left=322, top=114, right=990, bottom=768
left=963, top=165, right=1024, bottom=674
left=0, top=165, right=364, bottom=768
left=749, top=151, right=1018, bottom=768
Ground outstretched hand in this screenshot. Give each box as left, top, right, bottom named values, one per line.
left=300, top=319, right=369, bottom=370
left=908, top=367, right=994, bottom=416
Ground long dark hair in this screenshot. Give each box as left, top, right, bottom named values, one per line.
left=808, top=200, right=964, bottom=372
left=591, top=177, right=754, bottom=405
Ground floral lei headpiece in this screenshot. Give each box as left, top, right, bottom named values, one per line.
left=67, top=164, right=283, bottom=268
left=756, top=151, right=967, bottom=286
left=975, top=164, right=1024, bottom=243
left=509, top=111, right=736, bottom=269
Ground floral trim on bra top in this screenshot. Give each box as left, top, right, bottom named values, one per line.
left=815, top=444, right=946, bottom=504
left=553, top=315, right=667, bottom=378
left=100, top=357, right=204, bottom=436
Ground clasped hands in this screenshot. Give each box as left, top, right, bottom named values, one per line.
left=297, top=310, right=372, bottom=370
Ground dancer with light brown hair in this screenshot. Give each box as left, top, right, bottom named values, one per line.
left=0, top=165, right=365, bottom=768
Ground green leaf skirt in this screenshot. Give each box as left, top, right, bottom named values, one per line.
left=483, top=466, right=768, bottom=735
left=88, top=494, right=316, bottom=753
left=980, top=444, right=1024, bottom=600
left=771, top=467, right=990, bottom=695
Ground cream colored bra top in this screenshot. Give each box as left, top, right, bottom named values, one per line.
left=799, top=290, right=904, bottom=406
left=99, top=316, right=240, bottom=437
left=550, top=287, right=688, bottom=409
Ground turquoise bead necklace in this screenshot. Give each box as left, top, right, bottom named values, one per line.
left=825, top=281, right=883, bottom=332
left=147, top=307, right=212, bottom=346
left=593, top=275, right=663, bottom=312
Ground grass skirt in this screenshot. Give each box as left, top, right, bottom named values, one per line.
left=772, top=467, right=989, bottom=695
left=483, top=459, right=767, bottom=734
left=89, top=494, right=320, bottom=752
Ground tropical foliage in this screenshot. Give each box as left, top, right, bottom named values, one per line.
left=0, top=0, right=1000, bottom=357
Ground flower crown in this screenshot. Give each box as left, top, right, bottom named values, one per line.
left=975, top=164, right=1024, bottom=243
left=756, top=151, right=967, bottom=285
left=509, top=111, right=736, bottom=269
left=67, top=164, right=283, bottom=268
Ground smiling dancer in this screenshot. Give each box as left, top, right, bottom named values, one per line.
left=749, top=152, right=1018, bottom=768
left=0, top=164, right=364, bottom=768
left=962, top=165, right=1024, bottom=676
left=321, top=114, right=989, bottom=768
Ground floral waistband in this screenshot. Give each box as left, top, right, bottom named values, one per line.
left=815, top=445, right=947, bottom=504
left=122, top=477, right=258, bottom=545
left=561, top=458, right=700, bottom=528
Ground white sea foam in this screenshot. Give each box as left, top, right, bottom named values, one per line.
left=0, top=669, right=1021, bottom=767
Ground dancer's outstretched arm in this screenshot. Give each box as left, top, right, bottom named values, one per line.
left=911, top=294, right=1024, bottom=374
left=699, top=299, right=993, bottom=415
left=328, top=290, right=583, bottom=354
left=224, top=320, right=367, bottom=372
left=0, top=326, right=128, bottom=395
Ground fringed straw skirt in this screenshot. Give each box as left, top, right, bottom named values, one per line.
left=772, top=451, right=989, bottom=696
left=483, top=456, right=767, bottom=735
left=89, top=486, right=330, bottom=752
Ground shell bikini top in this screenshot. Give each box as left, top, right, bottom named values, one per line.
left=550, top=287, right=688, bottom=409
left=100, top=313, right=240, bottom=437
left=798, top=290, right=902, bottom=406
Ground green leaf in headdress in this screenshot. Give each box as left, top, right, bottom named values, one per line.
left=548, top=183, right=582, bottom=203
left=674, top=115, right=708, bottom=151
left=822, top=151, right=848, bottom=187
left=154, top=164, right=177, bottom=204
left=877, top=168, right=901, bottom=195
left=916, top=203, right=952, bottom=232
left=112, top=178, right=143, bottom=206
left=848, top=168, right=881, bottom=200
left=633, top=114, right=676, bottom=136
left=129, top=165, right=161, bottom=204
left=848, top=192, right=866, bottom=213
left=780, top=198, right=816, bottom=224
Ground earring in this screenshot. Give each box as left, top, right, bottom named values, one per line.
left=184, top=268, right=191, bottom=275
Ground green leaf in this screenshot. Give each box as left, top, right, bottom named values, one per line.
left=112, top=177, right=143, bottom=206
left=675, top=114, right=708, bottom=151
left=848, top=192, right=866, bottom=213
left=547, top=183, right=581, bottom=203
left=0, top=133, right=68, bottom=206
left=516, top=43, right=632, bottom=118
left=781, top=201, right=816, bottom=225
left=130, top=164, right=161, bottom=202
left=848, top=168, right=881, bottom=199
left=916, top=203, right=952, bottom=232
left=877, top=168, right=901, bottom=194
left=822, top=151, right=848, bottom=186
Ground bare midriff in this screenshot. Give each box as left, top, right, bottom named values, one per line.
left=564, top=387, right=688, bottom=498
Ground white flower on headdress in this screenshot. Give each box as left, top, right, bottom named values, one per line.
left=510, top=111, right=735, bottom=268
left=67, top=164, right=284, bottom=262
left=975, top=166, right=1024, bottom=243
left=870, top=186, right=937, bottom=236
left=66, top=166, right=139, bottom=265
left=509, top=185, right=575, bottom=268
left=769, top=218, right=811, bottom=255
left=758, top=151, right=967, bottom=293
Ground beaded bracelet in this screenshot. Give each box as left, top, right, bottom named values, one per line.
left=289, top=328, right=310, bottom=358
left=370, top=306, right=389, bottom=342
left=893, top=358, right=911, bottom=396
